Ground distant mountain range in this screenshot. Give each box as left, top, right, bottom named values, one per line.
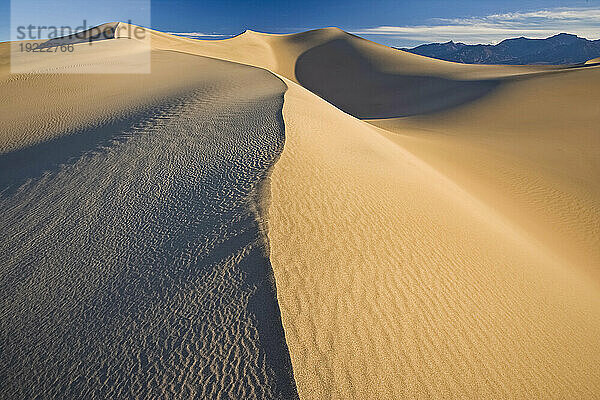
left=401, top=33, right=600, bottom=65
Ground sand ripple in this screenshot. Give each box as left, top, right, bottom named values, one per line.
left=0, top=63, right=297, bottom=399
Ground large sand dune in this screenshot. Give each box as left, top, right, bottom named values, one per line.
left=147, top=26, right=563, bottom=118
left=269, top=76, right=600, bottom=400
left=1, top=45, right=297, bottom=399
left=1, top=24, right=599, bottom=399
left=371, top=67, right=600, bottom=281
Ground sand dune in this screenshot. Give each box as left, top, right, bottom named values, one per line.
left=147, top=26, right=566, bottom=118
left=268, top=77, right=600, bottom=399
left=1, top=44, right=297, bottom=399
left=36, top=22, right=120, bottom=48
left=151, top=25, right=600, bottom=398
left=585, top=57, right=600, bottom=65
left=371, top=66, right=600, bottom=281
left=1, top=25, right=599, bottom=399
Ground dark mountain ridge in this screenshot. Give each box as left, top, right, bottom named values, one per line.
left=401, top=33, right=600, bottom=65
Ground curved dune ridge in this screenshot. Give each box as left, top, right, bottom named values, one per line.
left=147, top=26, right=564, bottom=118
left=585, top=57, right=600, bottom=65
left=36, top=22, right=120, bottom=48
left=271, top=77, right=600, bottom=400
left=1, top=24, right=599, bottom=399
left=0, top=49, right=297, bottom=398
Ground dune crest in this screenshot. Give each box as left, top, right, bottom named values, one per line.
left=36, top=22, right=120, bottom=48
left=586, top=57, right=600, bottom=65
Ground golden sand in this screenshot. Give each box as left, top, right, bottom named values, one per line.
left=1, top=25, right=599, bottom=399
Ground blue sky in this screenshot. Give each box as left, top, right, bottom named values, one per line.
left=2, top=0, right=599, bottom=46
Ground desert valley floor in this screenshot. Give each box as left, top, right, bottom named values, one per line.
left=1, top=23, right=599, bottom=399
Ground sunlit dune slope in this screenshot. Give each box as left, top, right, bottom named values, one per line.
left=1, top=32, right=194, bottom=152
left=371, top=65, right=600, bottom=280
left=269, top=78, right=600, bottom=399
left=585, top=57, right=600, bottom=65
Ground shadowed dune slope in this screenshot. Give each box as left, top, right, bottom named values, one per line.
left=293, top=39, right=501, bottom=118
left=0, top=44, right=298, bottom=399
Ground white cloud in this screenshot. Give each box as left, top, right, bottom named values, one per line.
left=351, top=7, right=600, bottom=45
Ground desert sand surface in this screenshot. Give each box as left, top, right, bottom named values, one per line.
left=269, top=76, right=600, bottom=400
left=1, top=23, right=599, bottom=399
left=371, top=67, right=600, bottom=281
left=1, top=32, right=297, bottom=399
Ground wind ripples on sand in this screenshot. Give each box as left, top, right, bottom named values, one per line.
left=0, top=65, right=297, bottom=399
